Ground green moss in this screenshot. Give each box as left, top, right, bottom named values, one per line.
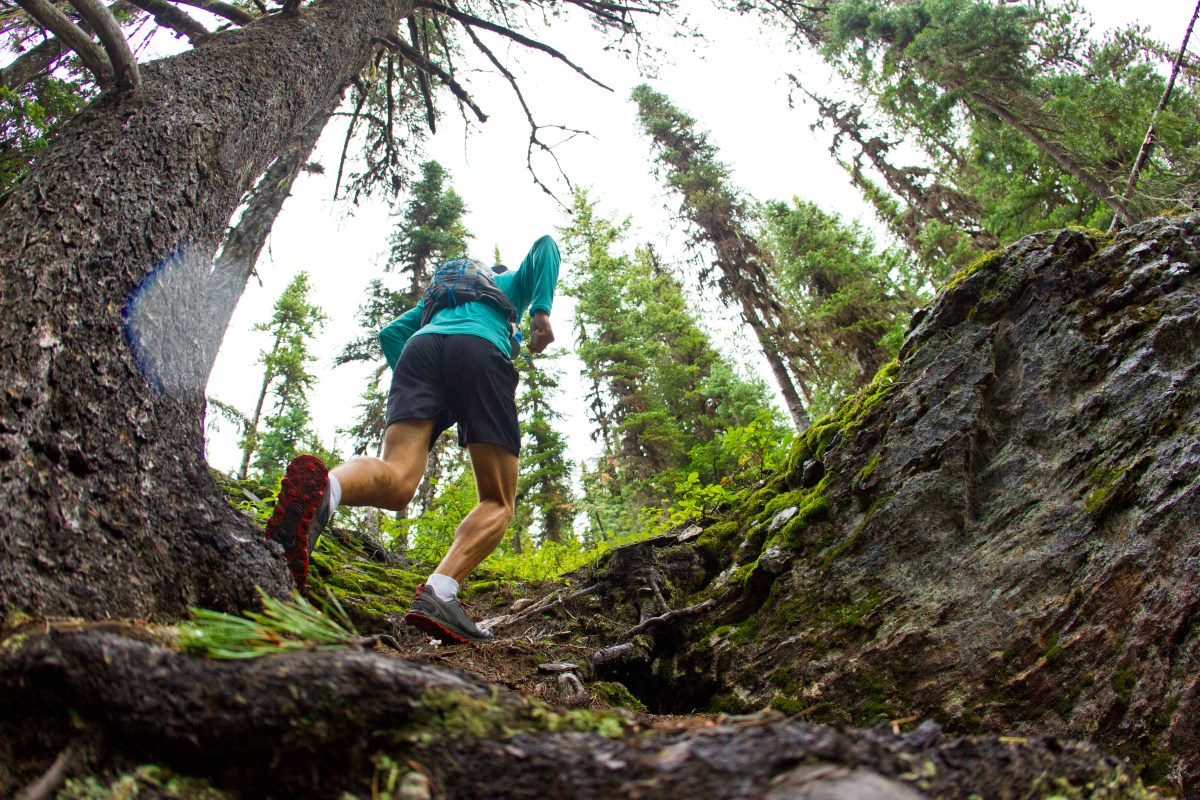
left=1066, top=224, right=1115, bottom=245
left=830, top=591, right=882, bottom=629
left=854, top=454, right=881, bottom=491
left=1032, top=766, right=1158, bottom=800
left=307, top=537, right=423, bottom=632
left=1055, top=672, right=1095, bottom=717
left=945, top=248, right=1005, bottom=290
left=708, top=692, right=749, bottom=714
left=782, top=360, right=899, bottom=482
left=407, top=689, right=630, bottom=743
left=768, top=666, right=797, bottom=693
left=58, top=765, right=231, bottom=799
left=845, top=670, right=898, bottom=721
left=1112, top=668, right=1138, bottom=707
left=775, top=481, right=832, bottom=548
left=1085, top=465, right=1131, bottom=514
left=769, top=695, right=806, bottom=715
left=1044, top=634, right=1065, bottom=665
left=589, top=680, right=647, bottom=712
left=695, top=520, right=742, bottom=563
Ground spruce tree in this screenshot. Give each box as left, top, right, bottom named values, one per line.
left=632, top=84, right=812, bottom=429
left=765, top=0, right=1200, bottom=262
left=513, top=356, right=574, bottom=548
left=560, top=189, right=781, bottom=535
left=221, top=272, right=327, bottom=481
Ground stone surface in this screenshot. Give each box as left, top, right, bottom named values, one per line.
left=635, top=216, right=1200, bottom=793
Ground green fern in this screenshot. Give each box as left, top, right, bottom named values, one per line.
left=178, top=587, right=358, bottom=659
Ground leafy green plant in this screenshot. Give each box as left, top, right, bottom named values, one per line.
left=643, top=414, right=794, bottom=535
left=177, top=588, right=359, bottom=659
left=482, top=538, right=608, bottom=583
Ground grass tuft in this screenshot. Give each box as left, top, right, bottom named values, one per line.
left=177, top=587, right=358, bottom=659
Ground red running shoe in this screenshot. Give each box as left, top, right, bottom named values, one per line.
left=264, top=455, right=330, bottom=592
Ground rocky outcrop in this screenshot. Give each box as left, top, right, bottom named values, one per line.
left=603, top=215, right=1200, bottom=792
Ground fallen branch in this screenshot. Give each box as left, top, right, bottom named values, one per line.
left=1110, top=0, right=1200, bottom=231
left=14, top=743, right=78, bottom=800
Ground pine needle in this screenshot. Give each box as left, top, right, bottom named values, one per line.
left=178, top=587, right=359, bottom=659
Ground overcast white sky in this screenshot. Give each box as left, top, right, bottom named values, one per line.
left=202, top=1, right=1195, bottom=475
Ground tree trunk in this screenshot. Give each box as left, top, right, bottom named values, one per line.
left=0, top=0, right=410, bottom=621
left=201, top=100, right=336, bottom=383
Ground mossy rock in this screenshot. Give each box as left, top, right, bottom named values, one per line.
left=589, top=680, right=647, bottom=712
left=308, top=536, right=423, bottom=633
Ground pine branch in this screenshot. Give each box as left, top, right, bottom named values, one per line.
left=418, top=0, right=613, bottom=91
left=377, top=33, right=487, bottom=122
left=124, top=0, right=209, bottom=43
left=67, top=0, right=139, bottom=89
left=13, top=0, right=113, bottom=88
left=0, top=35, right=66, bottom=91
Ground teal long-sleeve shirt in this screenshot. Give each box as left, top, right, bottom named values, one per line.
left=378, top=234, right=561, bottom=369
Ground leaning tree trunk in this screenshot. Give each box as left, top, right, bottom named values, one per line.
left=0, top=0, right=410, bottom=621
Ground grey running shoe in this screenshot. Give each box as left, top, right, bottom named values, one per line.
left=405, top=584, right=495, bottom=644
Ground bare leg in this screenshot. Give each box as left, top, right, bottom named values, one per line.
left=434, top=442, right=518, bottom=583
left=329, top=419, right=434, bottom=512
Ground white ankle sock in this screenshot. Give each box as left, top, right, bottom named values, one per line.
left=427, top=572, right=459, bottom=601
left=328, top=474, right=341, bottom=516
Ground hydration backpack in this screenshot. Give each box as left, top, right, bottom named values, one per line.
left=420, top=258, right=518, bottom=330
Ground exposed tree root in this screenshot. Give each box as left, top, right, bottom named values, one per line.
left=0, top=629, right=1148, bottom=799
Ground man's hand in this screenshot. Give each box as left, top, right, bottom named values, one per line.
left=529, top=311, right=555, bottom=354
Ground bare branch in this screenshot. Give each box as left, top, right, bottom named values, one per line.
left=1111, top=0, right=1200, bottom=230
left=333, top=88, right=367, bottom=199
left=377, top=34, right=487, bottom=122
left=13, top=0, right=113, bottom=87
left=67, top=0, right=139, bottom=90
left=124, top=0, right=209, bottom=42
left=418, top=0, right=613, bottom=91
left=461, top=23, right=577, bottom=207
left=171, top=0, right=256, bottom=26
left=407, top=16, right=435, bottom=133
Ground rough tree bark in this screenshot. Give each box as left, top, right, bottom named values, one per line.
left=0, top=0, right=412, bottom=621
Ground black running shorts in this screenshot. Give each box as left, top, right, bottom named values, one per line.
left=385, top=333, right=521, bottom=455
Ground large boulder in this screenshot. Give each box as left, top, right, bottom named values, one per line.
left=577, top=215, right=1199, bottom=792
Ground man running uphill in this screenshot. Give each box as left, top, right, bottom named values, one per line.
left=263, top=235, right=560, bottom=643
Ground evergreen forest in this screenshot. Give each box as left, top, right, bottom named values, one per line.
left=1, top=0, right=1199, bottom=798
